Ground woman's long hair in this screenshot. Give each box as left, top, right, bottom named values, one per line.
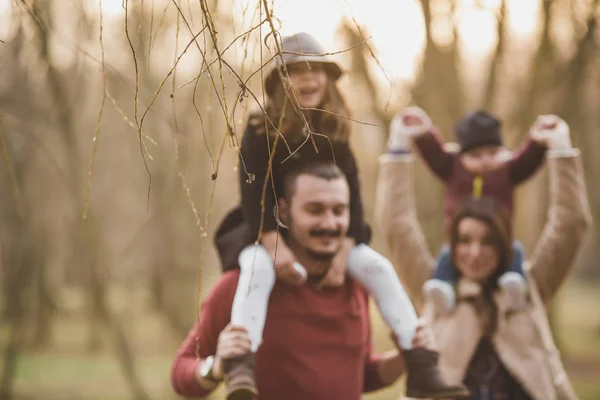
left=448, top=196, right=513, bottom=286
left=251, top=65, right=351, bottom=142
left=448, top=197, right=513, bottom=335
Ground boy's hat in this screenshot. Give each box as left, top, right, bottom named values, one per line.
left=264, top=32, right=343, bottom=96
left=455, top=110, right=502, bottom=153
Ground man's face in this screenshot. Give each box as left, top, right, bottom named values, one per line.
left=282, top=174, right=350, bottom=261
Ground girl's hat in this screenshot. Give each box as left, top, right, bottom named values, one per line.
left=264, top=32, right=343, bottom=96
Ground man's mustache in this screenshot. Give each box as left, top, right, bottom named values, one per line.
left=309, top=229, right=342, bottom=238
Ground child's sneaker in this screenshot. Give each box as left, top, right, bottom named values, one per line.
left=498, top=272, right=527, bottom=311
left=423, top=279, right=456, bottom=315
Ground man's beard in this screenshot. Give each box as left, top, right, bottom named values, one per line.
left=303, top=227, right=342, bottom=262
left=285, top=212, right=343, bottom=262
left=304, top=248, right=337, bottom=262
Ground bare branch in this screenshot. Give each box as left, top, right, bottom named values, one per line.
left=83, top=0, right=108, bottom=220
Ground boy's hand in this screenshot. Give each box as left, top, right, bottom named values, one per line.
left=530, top=115, right=572, bottom=149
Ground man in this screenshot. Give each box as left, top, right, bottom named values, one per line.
left=171, top=162, right=429, bottom=400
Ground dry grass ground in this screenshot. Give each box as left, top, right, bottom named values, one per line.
left=2, top=280, right=599, bottom=400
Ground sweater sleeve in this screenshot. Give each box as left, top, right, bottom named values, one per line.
left=335, top=142, right=367, bottom=243
left=361, top=291, right=396, bottom=392
left=507, top=136, right=548, bottom=185
left=528, top=151, right=592, bottom=305
left=375, top=153, right=436, bottom=310
left=412, top=128, right=455, bottom=181
left=363, top=351, right=387, bottom=392
left=170, top=272, right=238, bottom=398
left=239, top=123, right=279, bottom=237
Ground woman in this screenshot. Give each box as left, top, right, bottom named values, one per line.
left=375, top=114, right=591, bottom=399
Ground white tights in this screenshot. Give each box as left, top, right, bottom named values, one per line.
left=230, top=243, right=418, bottom=352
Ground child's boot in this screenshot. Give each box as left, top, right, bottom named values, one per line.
left=223, top=353, right=258, bottom=400
left=403, top=347, right=470, bottom=398
left=423, top=279, right=456, bottom=315
left=498, top=272, right=527, bottom=311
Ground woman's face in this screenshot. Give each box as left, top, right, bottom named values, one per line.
left=286, top=62, right=328, bottom=109
left=453, top=217, right=500, bottom=283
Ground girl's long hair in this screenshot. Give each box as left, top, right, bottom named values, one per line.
left=250, top=65, right=351, bottom=142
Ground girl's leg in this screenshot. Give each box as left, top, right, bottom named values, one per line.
left=346, top=244, right=418, bottom=349
left=347, top=244, right=470, bottom=398
left=231, top=244, right=277, bottom=352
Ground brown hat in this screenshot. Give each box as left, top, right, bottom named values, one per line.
left=264, top=32, right=343, bottom=96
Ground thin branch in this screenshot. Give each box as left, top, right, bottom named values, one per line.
left=175, top=17, right=269, bottom=91
left=170, top=9, right=205, bottom=236
left=281, top=35, right=372, bottom=57
left=139, top=26, right=208, bottom=133
left=150, top=0, right=171, bottom=50
left=147, top=0, right=155, bottom=68
left=83, top=0, right=108, bottom=220
left=105, top=89, right=157, bottom=148
left=124, top=0, right=152, bottom=213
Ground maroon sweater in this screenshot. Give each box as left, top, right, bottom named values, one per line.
left=413, top=129, right=547, bottom=229
left=170, top=270, right=390, bottom=399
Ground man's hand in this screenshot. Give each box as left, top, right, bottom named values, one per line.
left=318, top=238, right=354, bottom=289
left=212, top=324, right=253, bottom=380
left=411, top=319, right=436, bottom=350
left=262, top=231, right=305, bottom=285
left=390, top=318, right=437, bottom=351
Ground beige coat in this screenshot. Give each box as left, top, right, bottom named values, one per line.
left=375, top=150, right=592, bottom=400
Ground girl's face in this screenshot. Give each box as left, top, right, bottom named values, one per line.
left=452, top=217, right=500, bottom=283
left=286, top=62, right=328, bottom=109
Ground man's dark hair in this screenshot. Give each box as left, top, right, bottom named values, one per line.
left=282, top=161, right=345, bottom=202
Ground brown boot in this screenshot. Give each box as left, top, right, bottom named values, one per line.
left=223, top=353, right=258, bottom=400
left=404, top=348, right=470, bottom=398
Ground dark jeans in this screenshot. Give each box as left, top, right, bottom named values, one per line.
left=433, top=240, right=525, bottom=283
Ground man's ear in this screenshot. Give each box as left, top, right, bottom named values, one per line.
left=277, top=198, right=290, bottom=228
